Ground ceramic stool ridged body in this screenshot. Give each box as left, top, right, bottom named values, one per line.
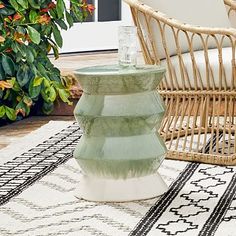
left=73, top=65, right=167, bottom=202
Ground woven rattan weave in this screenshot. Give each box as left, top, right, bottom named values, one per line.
left=124, top=0, right=236, bottom=165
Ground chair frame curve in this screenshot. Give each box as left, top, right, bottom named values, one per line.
left=124, top=0, right=236, bottom=165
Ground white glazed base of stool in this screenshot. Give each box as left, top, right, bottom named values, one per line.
left=74, top=173, right=168, bottom=202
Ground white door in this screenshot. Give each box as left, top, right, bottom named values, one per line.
left=60, top=0, right=132, bottom=53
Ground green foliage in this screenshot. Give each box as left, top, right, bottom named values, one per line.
left=0, top=0, right=94, bottom=124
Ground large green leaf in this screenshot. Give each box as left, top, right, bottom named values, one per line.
left=0, top=8, right=15, bottom=16
left=16, top=0, right=28, bottom=9
left=9, top=0, right=19, bottom=10
left=28, top=0, right=40, bottom=9
left=0, top=64, right=5, bottom=80
left=37, top=63, right=49, bottom=79
left=17, top=44, right=26, bottom=57
left=41, top=86, right=56, bottom=103
left=42, top=101, right=54, bottom=115
left=27, top=26, right=40, bottom=44
left=16, top=64, right=31, bottom=87
left=48, top=86, right=57, bottom=102
left=33, top=77, right=43, bottom=86
left=15, top=100, right=30, bottom=117
left=2, top=55, right=15, bottom=76
left=55, top=19, right=68, bottom=30
left=0, top=106, right=5, bottom=118
left=52, top=26, right=63, bottom=47
left=3, top=89, right=10, bottom=100
left=23, top=96, right=33, bottom=107
left=29, top=10, right=38, bottom=23
left=49, top=9, right=57, bottom=19
left=5, top=106, right=16, bottom=121
left=25, top=49, right=35, bottom=63
left=58, top=89, right=72, bottom=105
left=16, top=51, right=23, bottom=63
left=11, top=78, right=21, bottom=92
left=56, top=0, right=65, bottom=18
left=29, top=78, right=41, bottom=99
left=11, top=42, right=19, bottom=54
left=65, top=11, right=74, bottom=28
left=51, top=43, right=59, bottom=59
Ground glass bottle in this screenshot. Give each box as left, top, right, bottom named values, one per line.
left=118, top=26, right=137, bottom=68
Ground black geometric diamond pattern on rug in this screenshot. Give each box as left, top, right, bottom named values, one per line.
left=170, top=202, right=209, bottom=217
left=129, top=163, right=200, bottom=236
left=180, top=190, right=218, bottom=203
left=191, top=177, right=227, bottom=189
left=157, top=219, right=198, bottom=236
left=130, top=162, right=236, bottom=236
left=0, top=123, right=82, bottom=206
left=159, top=166, right=234, bottom=236
left=199, top=166, right=234, bottom=177
left=198, top=173, right=236, bottom=236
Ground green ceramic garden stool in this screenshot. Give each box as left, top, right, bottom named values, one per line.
left=73, top=65, right=167, bottom=202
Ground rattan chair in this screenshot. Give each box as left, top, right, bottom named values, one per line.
left=124, top=0, right=236, bottom=165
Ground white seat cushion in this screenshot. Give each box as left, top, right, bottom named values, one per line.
left=161, top=47, right=234, bottom=89
left=140, top=0, right=231, bottom=59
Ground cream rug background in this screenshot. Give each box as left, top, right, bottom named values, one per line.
left=0, top=121, right=235, bottom=236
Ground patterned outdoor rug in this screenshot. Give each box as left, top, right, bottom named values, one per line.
left=0, top=121, right=235, bottom=236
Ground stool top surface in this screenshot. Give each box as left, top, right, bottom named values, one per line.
left=74, top=64, right=165, bottom=76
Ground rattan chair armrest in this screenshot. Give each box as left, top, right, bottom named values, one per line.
left=124, top=0, right=236, bottom=165
left=124, top=0, right=236, bottom=38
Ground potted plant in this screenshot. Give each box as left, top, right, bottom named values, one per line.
left=0, top=0, right=94, bottom=125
